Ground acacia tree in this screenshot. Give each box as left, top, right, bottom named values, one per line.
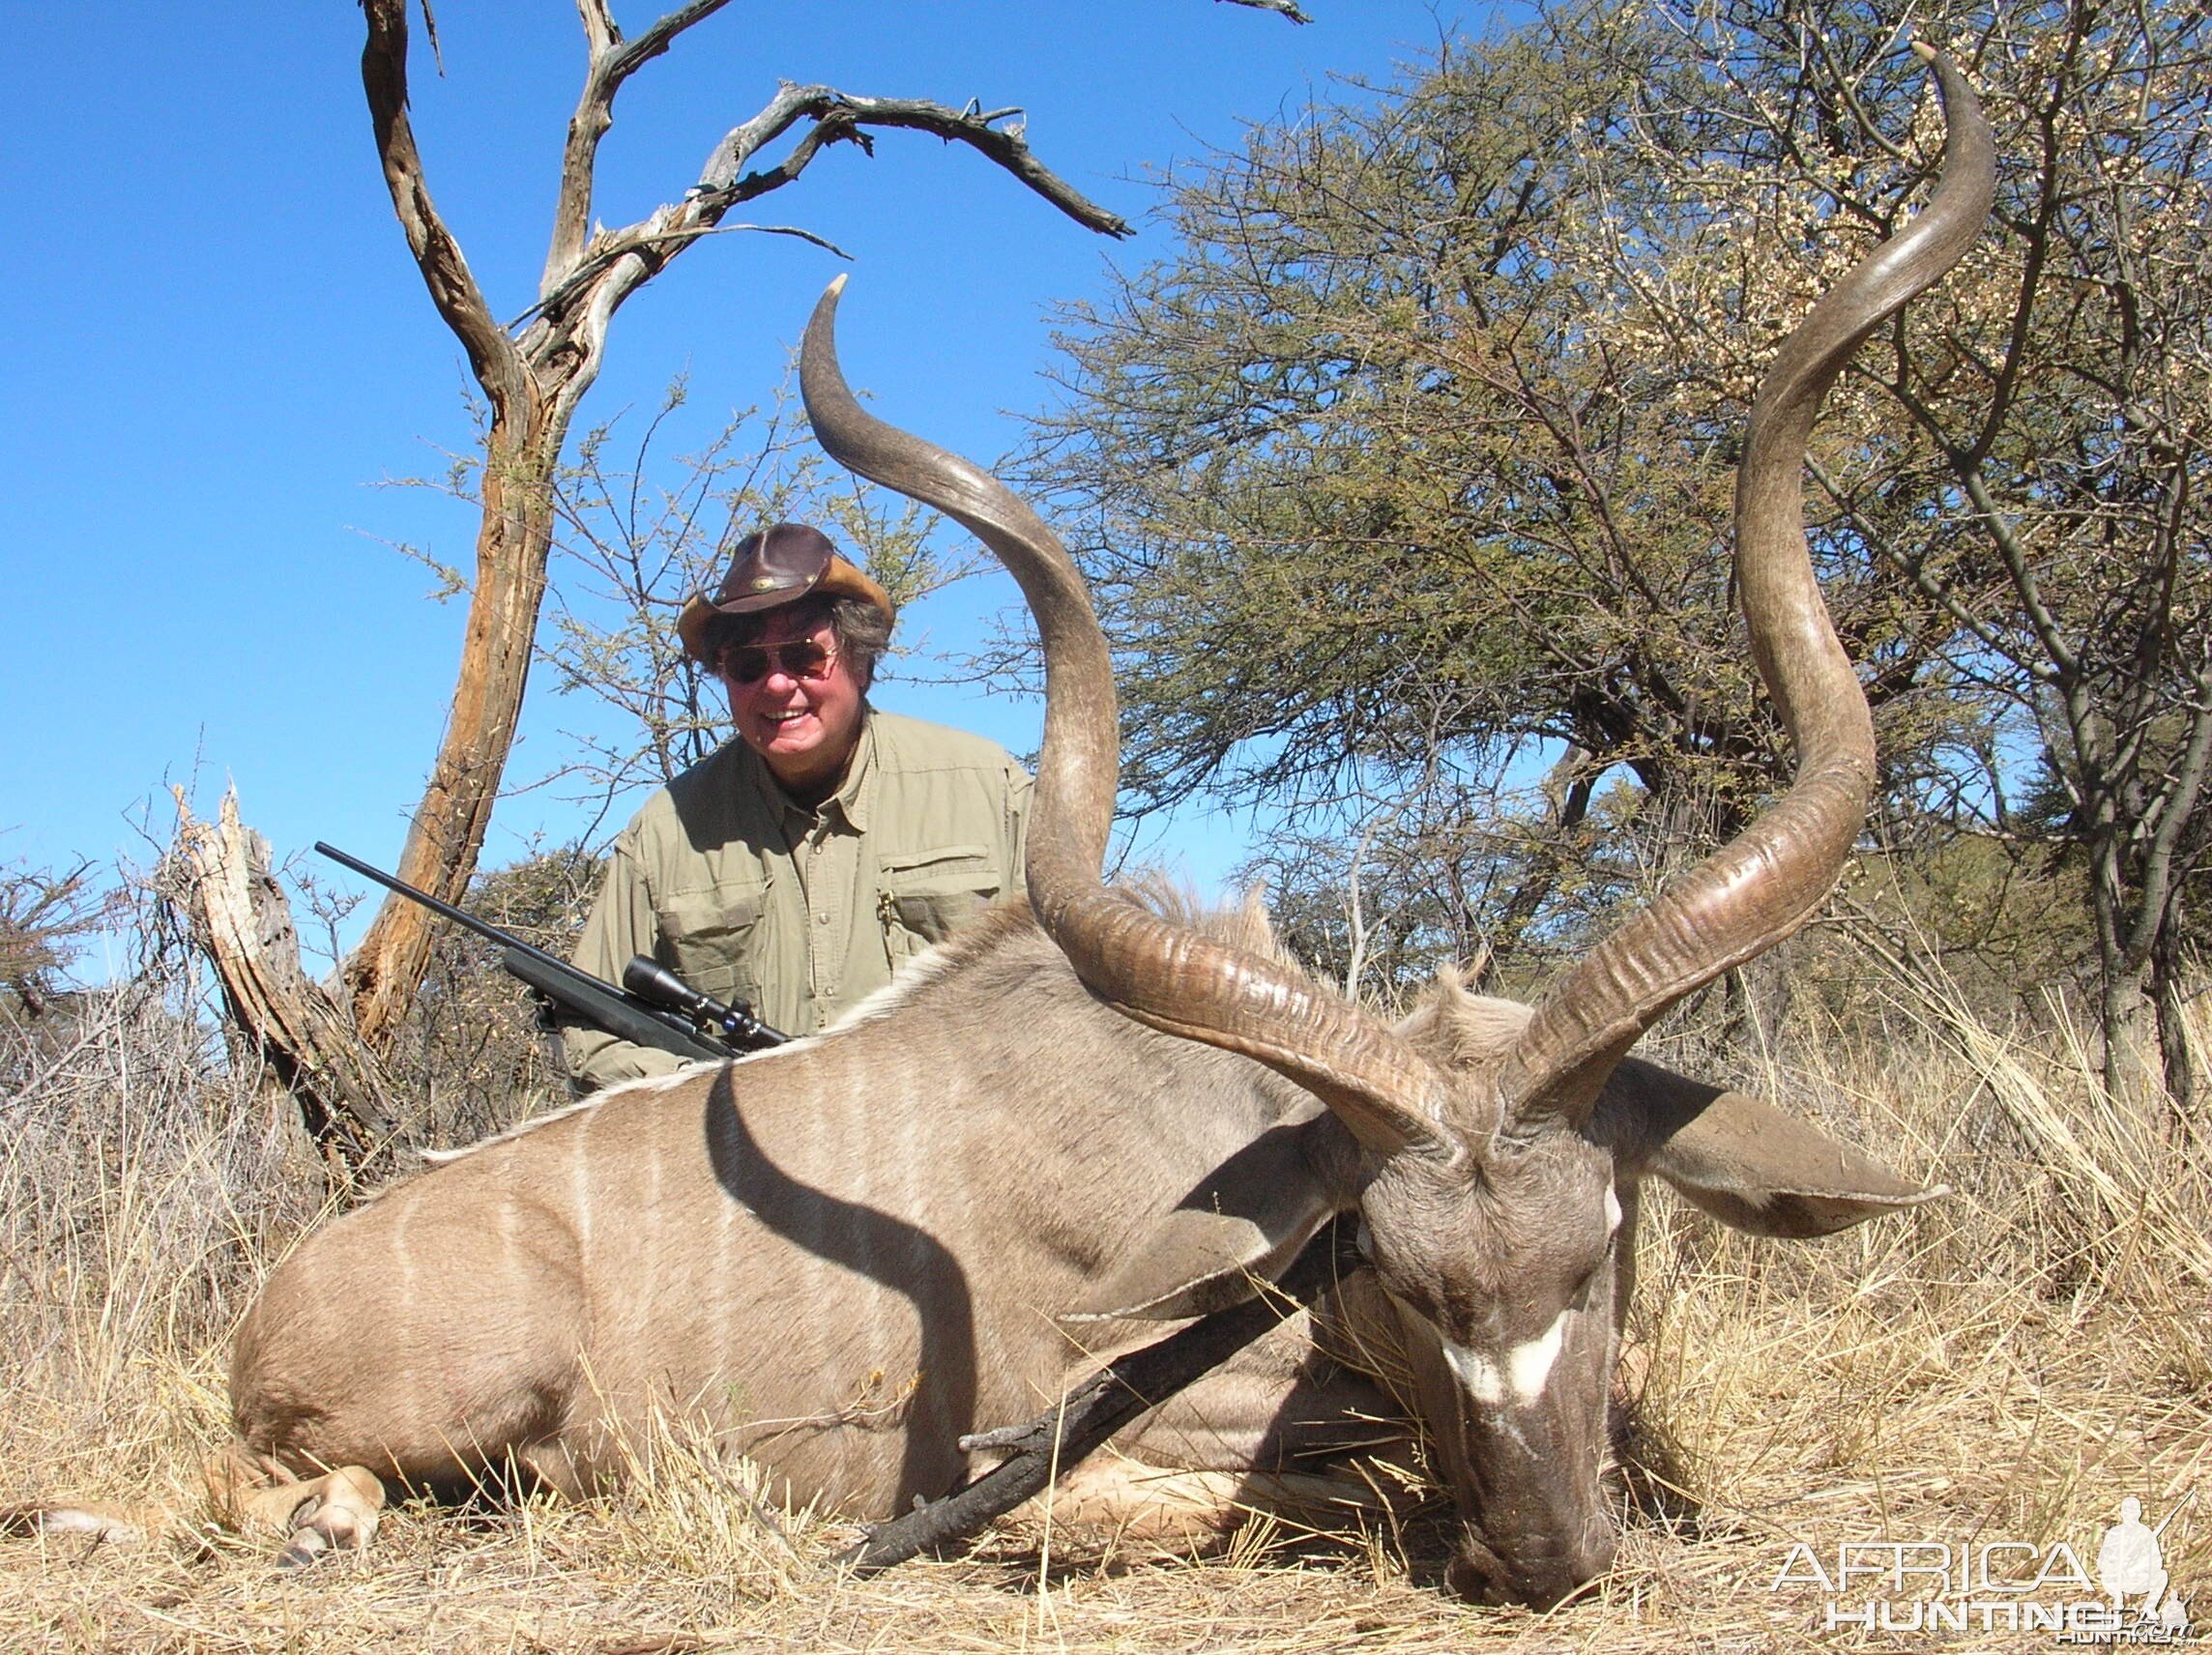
left=1606, top=0, right=2212, bottom=1109
left=175, top=0, right=1301, bottom=1165
left=1031, top=0, right=2209, bottom=1107
left=1025, top=4, right=1984, bottom=983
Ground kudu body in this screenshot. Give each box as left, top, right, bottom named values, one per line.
left=54, top=51, right=1989, bottom=1610
left=215, top=898, right=1919, bottom=1595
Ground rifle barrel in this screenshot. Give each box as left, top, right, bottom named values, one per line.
left=313, top=842, right=581, bottom=981
left=315, top=842, right=781, bottom=1059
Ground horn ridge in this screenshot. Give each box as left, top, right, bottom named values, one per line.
left=800, top=278, right=1448, bottom=1158
left=799, top=277, right=1119, bottom=881
left=1499, top=49, right=1997, bottom=1127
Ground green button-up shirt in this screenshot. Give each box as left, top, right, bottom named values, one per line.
left=564, top=710, right=1031, bottom=1089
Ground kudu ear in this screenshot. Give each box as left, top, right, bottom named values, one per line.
left=1062, top=1122, right=1336, bottom=1322
left=1590, top=1056, right=1938, bottom=1238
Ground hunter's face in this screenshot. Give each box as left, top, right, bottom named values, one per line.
left=722, top=609, right=865, bottom=798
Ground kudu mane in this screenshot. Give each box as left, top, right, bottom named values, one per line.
left=1392, top=970, right=1535, bottom=1075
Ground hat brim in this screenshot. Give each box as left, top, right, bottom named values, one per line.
left=679, top=554, right=893, bottom=663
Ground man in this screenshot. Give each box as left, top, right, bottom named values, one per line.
left=563, top=522, right=1031, bottom=1089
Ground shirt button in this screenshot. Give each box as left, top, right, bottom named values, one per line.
left=816, top=911, right=831, bottom=924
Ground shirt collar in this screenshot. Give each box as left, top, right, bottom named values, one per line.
left=745, top=708, right=876, bottom=832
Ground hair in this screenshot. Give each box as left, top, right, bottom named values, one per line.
left=703, top=595, right=893, bottom=691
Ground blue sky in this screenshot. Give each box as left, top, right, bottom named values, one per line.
left=3, top=2, right=1479, bottom=940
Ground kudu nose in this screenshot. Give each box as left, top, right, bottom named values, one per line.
left=1448, top=1520, right=1617, bottom=1609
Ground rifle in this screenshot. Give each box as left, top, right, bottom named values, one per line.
left=314, top=843, right=786, bottom=1061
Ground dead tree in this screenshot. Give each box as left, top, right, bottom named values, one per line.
left=183, top=1, right=1288, bottom=1163
left=167, top=789, right=393, bottom=1180
left=342, top=0, right=1146, bottom=1049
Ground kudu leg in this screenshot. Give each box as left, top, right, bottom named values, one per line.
left=202, top=1446, right=387, bottom=1567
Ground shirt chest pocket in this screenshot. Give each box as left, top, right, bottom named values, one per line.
left=655, top=886, right=769, bottom=1009
left=876, top=843, right=1002, bottom=966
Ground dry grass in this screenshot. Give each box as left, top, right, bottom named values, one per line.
left=2, top=949, right=2206, bottom=1653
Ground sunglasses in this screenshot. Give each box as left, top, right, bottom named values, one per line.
left=720, top=637, right=838, bottom=685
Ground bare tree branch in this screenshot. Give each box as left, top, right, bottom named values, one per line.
left=694, top=85, right=1134, bottom=237
left=520, top=76, right=1138, bottom=421
left=523, top=77, right=1133, bottom=421
left=360, top=0, right=526, bottom=414
left=1217, top=0, right=1311, bottom=22
left=602, top=0, right=732, bottom=84
left=415, top=0, right=445, bottom=75
left=545, top=0, right=738, bottom=291
left=513, top=223, right=848, bottom=334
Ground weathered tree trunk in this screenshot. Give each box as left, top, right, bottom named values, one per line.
left=2152, top=926, right=2197, bottom=1124
left=2090, top=823, right=2165, bottom=1112
left=167, top=788, right=394, bottom=1180
left=2083, top=773, right=2206, bottom=1121
left=2100, top=966, right=2162, bottom=1108
left=346, top=421, right=561, bottom=1051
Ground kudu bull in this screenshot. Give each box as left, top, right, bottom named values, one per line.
left=38, top=52, right=1990, bottom=1609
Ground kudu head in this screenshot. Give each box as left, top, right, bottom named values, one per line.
left=799, top=47, right=1993, bottom=1608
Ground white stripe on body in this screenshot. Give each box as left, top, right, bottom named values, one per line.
left=423, top=1035, right=833, bottom=1168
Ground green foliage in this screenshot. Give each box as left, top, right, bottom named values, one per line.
left=1025, top=2, right=1994, bottom=973
left=1033, top=9, right=1784, bottom=822
left=1027, top=0, right=2211, bottom=1068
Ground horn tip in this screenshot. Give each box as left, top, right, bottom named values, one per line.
left=824, top=272, right=849, bottom=299
left=1908, top=39, right=1938, bottom=65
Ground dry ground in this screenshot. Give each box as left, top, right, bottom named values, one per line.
left=2, top=963, right=2206, bottom=1653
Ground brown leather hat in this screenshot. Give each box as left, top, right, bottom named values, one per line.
left=676, top=523, right=894, bottom=663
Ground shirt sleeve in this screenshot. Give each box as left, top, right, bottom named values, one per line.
left=562, top=834, right=687, bottom=1089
